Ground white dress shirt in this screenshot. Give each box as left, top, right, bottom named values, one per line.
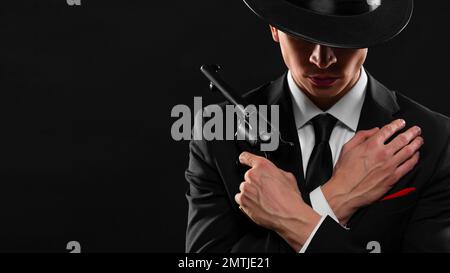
left=286, top=69, right=368, bottom=252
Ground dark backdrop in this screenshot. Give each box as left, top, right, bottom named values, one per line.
left=0, top=0, right=448, bottom=252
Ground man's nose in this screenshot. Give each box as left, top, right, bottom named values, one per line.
left=309, top=44, right=337, bottom=69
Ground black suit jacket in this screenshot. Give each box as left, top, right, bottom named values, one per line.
left=185, top=72, right=450, bottom=253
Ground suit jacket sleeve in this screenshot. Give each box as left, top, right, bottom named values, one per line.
left=185, top=138, right=294, bottom=253
left=402, top=133, right=450, bottom=252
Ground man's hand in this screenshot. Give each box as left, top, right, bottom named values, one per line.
left=233, top=119, right=423, bottom=251
left=235, top=152, right=321, bottom=251
left=322, top=119, right=424, bottom=225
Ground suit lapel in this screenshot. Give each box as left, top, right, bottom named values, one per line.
left=264, top=74, right=309, bottom=204
left=357, top=72, right=400, bottom=131
left=347, top=72, right=401, bottom=227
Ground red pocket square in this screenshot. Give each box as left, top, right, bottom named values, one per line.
left=382, top=187, right=416, bottom=201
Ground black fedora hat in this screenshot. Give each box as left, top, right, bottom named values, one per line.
left=243, top=0, right=414, bottom=48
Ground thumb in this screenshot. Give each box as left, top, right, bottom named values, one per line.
left=239, top=152, right=262, bottom=168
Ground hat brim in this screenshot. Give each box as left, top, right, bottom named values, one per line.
left=243, top=0, right=413, bottom=48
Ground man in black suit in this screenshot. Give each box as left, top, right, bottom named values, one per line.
left=185, top=0, right=450, bottom=252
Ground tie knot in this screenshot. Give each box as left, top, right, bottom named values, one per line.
left=311, top=114, right=337, bottom=142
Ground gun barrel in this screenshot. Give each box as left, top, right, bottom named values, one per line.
left=200, top=65, right=247, bottom=111
left=200, top=64, right=285, bottom=149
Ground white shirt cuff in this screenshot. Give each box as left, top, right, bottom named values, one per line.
left=299, top=187, right=350, bottom=253
left=299, top=187, right=345, bottom=253
left=299, top=215, right=326, bottom=253
left=309, top=186, right=340, bottom=223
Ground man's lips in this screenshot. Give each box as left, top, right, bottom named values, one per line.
left=308, top=76, right=340, bottom=87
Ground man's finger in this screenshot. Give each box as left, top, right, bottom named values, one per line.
left=391, top=136, right=423, bottom=166
left=235, top=194, right=251, bottom=218
left=387, top=126, right=422, bottom=154
left=375, top=119, right=406, bottom=143
left=239, top=152, right=263, bottom=167
left=239, top=181, right=258, bottom=201
left=235, top=193, right=242, bottom=206
left=393, top=152, right=420, bottom=184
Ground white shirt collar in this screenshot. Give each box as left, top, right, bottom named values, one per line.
left=288, top=68, right=368, bottom=132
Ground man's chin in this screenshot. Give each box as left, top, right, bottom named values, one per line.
left=309, top=87, right=341, bottom=98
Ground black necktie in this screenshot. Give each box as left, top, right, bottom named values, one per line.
left=305, top=114, right=338, bottom=193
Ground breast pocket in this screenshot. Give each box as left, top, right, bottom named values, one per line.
left=371, top=190, right=418, bottom=214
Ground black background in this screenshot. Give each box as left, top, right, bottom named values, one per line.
left=0, top=0, right=449, bottom=252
